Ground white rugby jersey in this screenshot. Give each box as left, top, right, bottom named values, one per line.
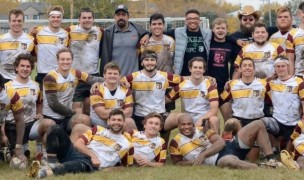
left=267, top=76, right=304, bottom=126
left=169, top=127, right=218, bottom=165
left=0, top=32, right=34, bottom=79
left=140, top=35, right=175, bottom=73
left=221, top=78, right=267, bottom=119
left=291, top=121, right=304, bottom=156
left=269, top=28, right=304, bottom=76
left=81, top=126, right=133, bottom=168
left=124, top=71, right=182, bottom=116
left=68, top=25, right=103, bottom=74
left=0, top=87, right=23, bottom=124
left=130, top=130, right=166, bottom=163
left=43, top=68, right=88, bottom=119
left=234, top=42, right=285, bottom=79
left=5, top=79, right=40, bottom=123
left=90, top=82, right=133, bottom=125
left=168, top=78, right=218, bottom=123
left=35, top=26, right=69, bottom=73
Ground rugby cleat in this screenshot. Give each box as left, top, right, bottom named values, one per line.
left=280, top=150, right=299, bottom=170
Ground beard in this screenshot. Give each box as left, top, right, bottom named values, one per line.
left=117, top=19, right=127, bottom=29
left=109, top=125, right=123, bottom=134
left=240, top=24, right=254, bottom=37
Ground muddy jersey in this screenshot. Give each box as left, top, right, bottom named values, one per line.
left=0, top=87, right=23, bottom=124
left=0, top=32, right=34, bottom=79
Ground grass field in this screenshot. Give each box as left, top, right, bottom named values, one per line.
left=1, top=79, right=302, bottom=179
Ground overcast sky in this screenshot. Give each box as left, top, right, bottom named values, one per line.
left=225, top=0, right=290, bottom=9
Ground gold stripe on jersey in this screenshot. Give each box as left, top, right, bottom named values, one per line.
left=70, top=32, right=90, bottom=41
left=270, top=83, right=297, bottom=93
left=104, top=99, right=116, bottom=109
left=6, top=87, right=23, bottom=113
left=291, top=121, right=304, bottom=140
left=36, top=35, right=68, bottom=45
left=92, top=135, right=117, bottom=147
left=243, top=51, right=270, bottom=61
left=295, top=143, right=304, bottom=155
left=0, top=41, right=20, bottom=50
left=294, top=36, right=304, bottom=46
left=132, top=81, right=156, bottom=91
left=14, top=88, right=30, bottom=97
left=231, top=89, right=253, bottom=99
left=180, top=89, right=200, bottom=99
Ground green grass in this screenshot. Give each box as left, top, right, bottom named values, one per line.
left=0, top=91, right=300, bottom=179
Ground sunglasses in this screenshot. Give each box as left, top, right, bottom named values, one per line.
left=242, top=18, right=254, bottom=22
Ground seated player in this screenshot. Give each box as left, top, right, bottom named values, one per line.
left=166, top=57, right=219, bottom=133
left=90, top=62, right=136, bottom=130
left=28, top=109, right=133, bottom=178
left=3, top=54, right=55, bottom=160
left=42, top=48, right=104, bottom=134
left=169, top=113, right=282, bottom=169
left=129, top=112, right=166, bottom=167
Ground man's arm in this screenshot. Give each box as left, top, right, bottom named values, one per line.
left=195, top=101, right=219, bottom=127
left=192, top=132, right=225, bottom=165
left=169, top=139, right=193, bottom=166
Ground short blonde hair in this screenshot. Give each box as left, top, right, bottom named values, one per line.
left=47, top=5, right=64, bottom=16
left=276, top=6, right=292, bottom=17
left=211, top=18, right=227, bottom=28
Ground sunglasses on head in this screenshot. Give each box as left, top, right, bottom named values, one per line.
left=242, top=17, right=254, bottom=22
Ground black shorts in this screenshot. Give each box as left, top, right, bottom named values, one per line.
left=73, top=73, right=100, bottom=102
left=261, top=117, right=295, bottom=141
left=44, top=115, right=73, bottom=135
left=5, top=120, right=35, bottom=153
left=133, top=112, right=169, bottom=133
left=233, top=116, right=260, bottom=127
left=35, top=73, right=47, bottom=89
left=216, top=136, right=250, bottom=164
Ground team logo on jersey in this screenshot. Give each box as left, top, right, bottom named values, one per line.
left=198, top=46, right=204, bottom=52
left=252, top=90, right=260, bottom=97
left=286, top=86, right=293, bottom=92
left=200, top=91, right=206, bottom=98
left=58, top=38, right=65, bottom=45
left=30, top=89, right=36, bottom=96
left=69, top=81, right=74, bottom=87
left=149, top=142, right=156, bottom=149
left=155, top=82, right=162, bottom=89
left=114, top=143, right=122, bottom=151
left=262, top=51, right=271, bottom=61
left=214, top=52, right=225, bottom=64
left=0, top=103, right=5, bottom=110
left=199, top=134, right=208, bottom=142
left=20, top=43, right=27, bottom=50
left=116, top=99, right=123, bottom=107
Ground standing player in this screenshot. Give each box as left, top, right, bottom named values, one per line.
left=129, top=112, right=166, bottom=167
left=3, top=54, right=55, bottom=159
left=33, top=5, right=69, bottom=86
left=43, top=48, right=103, bottom=134
left=233, top=22, right=286, bottom=79
left=166, top=57, right=219, bottom=133
left=0, top=74, right=26, bottom=163
left=0, top=9, right=34, bottom=82
left=66, top=8, right=104, bottom=115
left=90, top=62, right=136, bottom=130
left=28, top=109, right=133, bottom=178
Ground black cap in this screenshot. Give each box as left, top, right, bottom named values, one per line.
left=115, top=4, right=129, bottom=14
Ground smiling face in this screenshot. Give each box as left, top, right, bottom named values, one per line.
left=57, top=52, right=72, bottom=72
left=185, top=13, right=201, bottom=32
left=212, top=23, right=227, bottom=42
left=141, top=57, right=157, bottom=73
left=48, top=14, right=62, bottom=29
left=240, top=59, right=255, bottom=78
left=79, top=12, right=94, bottom=31
left=144, top=117, right=162, bottom=138
left=16, top=59, right=32, bottom=80
left=274, top=61, right=289, bottom=79
left=150, top=18, right=164, bottom=37
left=104, top=68, right=120, bottom=84
left=178, top=115, right=195, bottom=138
left=189, top=60, right=205, bottom=80
left=9, top=14, right=24, bottom=34
left=107, top=114, right=125, bottom=134
left=252, top=26, right=268, bottom=46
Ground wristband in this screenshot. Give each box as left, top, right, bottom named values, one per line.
left=15, top=144, right=22, bottom=149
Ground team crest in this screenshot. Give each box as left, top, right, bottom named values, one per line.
left=58, top=37, right=65, bottom=45
left=198, top=46, right=204, bottom=52
left=116, top=99, right=123, bottom=107
left=149, top=142, right=156, bottom=149
left=286, top=86, right=293, bottom=92
left=114, top=143, right=122, bottom=151
left=69, top=81, right=74, bottom=87
left=155, top=82, right=162, bottom=89
left=200, top=91, right=206, bottom=98
left=20, top=43, right=27, bottom=50
left=30, top=89, right=36, bottom=96
left=0, top=103, right=5, bottom=110
left=262, top=51, right=271, bottom=60
left=214, top=52, right=225, bottom=64
left=199, top=134, right=208, bottom=142
left=252, top=90, right=260, bottom=97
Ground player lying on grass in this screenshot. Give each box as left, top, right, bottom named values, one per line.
left=28, top=109, right=133, bottom=178
left=169, top=114, right=283, bottom=169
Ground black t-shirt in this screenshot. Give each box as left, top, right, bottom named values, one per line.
left=208, top=39, right=238, bottom=93
left=181, top=29, right=208, bottom=76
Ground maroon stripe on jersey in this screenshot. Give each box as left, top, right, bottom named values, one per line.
left=92, top=90, right=103, bottom=97
left=80, top=135, right=89, bottom=144
left=10, top=92, right=20, bottom=105
left=291, top=125, right=302, bottom=141
left=75, top=70, right=82, bottom=79
left=167, top=85, right=180, bottom=101
left=277, top=45, right=288, bottom=54
left=167, top=73, right=173, bottom=81
left=122, top=103, right=134, bottom=109
left=125, top=74, right=134, bottom=83
left=91, top=126, right=98, bottom=135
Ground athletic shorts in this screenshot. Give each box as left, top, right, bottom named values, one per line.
left=5, top=120, right=35, bottom=152
left=44, top=115, right=73, bottom=135
left=261, top=117, right=296, bottom=141
left=233, top=116, right=261, bottom=127
left=73, top=73, right=100, bottom=102
left=133, top=112, right=169, bottom=132
left=216, top=136, right=250, bottom=164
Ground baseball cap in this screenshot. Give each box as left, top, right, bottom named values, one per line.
left=115, top=4, right=129, bottom=14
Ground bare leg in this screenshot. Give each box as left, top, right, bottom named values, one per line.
left=164, top=113, right=184, bottom=131
left=207, top=116, right=220, bottom=134
left=82, top=97, right=90, bottom=115
left=217, top=155, right=258, bottom=169
left=37, top=119, right=56, bottom=143
left=238, top=120, right=273, bottom=156
left=297, top=156, right=304, bottom=169
left=70, top=114, right=91, bottom=128
left=72, top=102, right=83, bottom=114
left=70, top=124, right=90, bottom=144
left=246, top=147, right=260, bottom=162
left=220, top=102, right=232, bottom=123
